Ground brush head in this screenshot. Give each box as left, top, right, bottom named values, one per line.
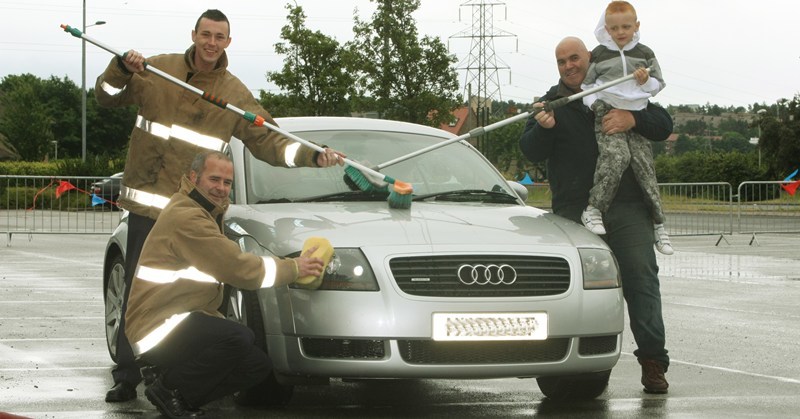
left=387, top=181, right=413, bottom=209
left=344, top=165, right=388, bottom=193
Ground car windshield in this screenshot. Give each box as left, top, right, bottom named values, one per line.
left=244, top=129, right=516, bottom=204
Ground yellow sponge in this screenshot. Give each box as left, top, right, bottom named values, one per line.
left=294, top=237, right=334, bottom=290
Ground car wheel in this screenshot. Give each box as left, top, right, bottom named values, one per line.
left=104, top=252, right=126, bottom=363
left=536, top=370, right=611, bottom=401
left=222, top=286, right=294, bottom=406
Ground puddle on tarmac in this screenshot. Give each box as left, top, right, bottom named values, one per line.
left=656, top=252, right=799, bottom=282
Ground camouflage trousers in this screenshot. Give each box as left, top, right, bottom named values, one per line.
left=589, top=100, right=665, bottom=225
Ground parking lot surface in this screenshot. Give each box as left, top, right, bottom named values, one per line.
left=1, top=233, right=799, bottom=418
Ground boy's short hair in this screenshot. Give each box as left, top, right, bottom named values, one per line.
left=606, top=1, right=637, bottom=18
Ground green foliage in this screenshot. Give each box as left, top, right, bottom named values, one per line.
left=0, top=158, right=123, bottom=176
left=347, top=0, right=461, bottom=126
left=679, top=119, right=708, bottom=136
left=479, top=112, right=529, bottom=178
left=55, top=157, right=125, bottom=176
left=0, top=74, right=55, bottom=160
left=266, top=4, right=355, bottom=116
left=717, top=132, right=754, bottom=153
left=86, top=87, right=136, bottom=158
left=757, top=97, right=800, bottom=179
left=0, top=161, right=57, bottom=176
left=655, top=150, right=764, bottom=186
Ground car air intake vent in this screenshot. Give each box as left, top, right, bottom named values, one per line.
left=301, top=338, right=386, bottom=360
left=578, top=335, right=618, bottom=356
left=390, top=255, right=570, bottom=297
left=398, top=339, right=569, bottom=364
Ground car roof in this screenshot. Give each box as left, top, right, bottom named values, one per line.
left=274, top=116, right=456, bottom=140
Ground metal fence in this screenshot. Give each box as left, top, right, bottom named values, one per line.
left=659, top=182, right=735, bottom=238
left=2, top=176, right=798, bottom=245
left=525, top=180, right=798, bottom=244
left=1, top=175, right=122, bottom=244
left=736, top=181, right=800, bottom=243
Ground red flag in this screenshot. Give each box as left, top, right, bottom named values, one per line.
left=55, top=180, right=76, bottom=198
left=781, top=179, right=800, bottom=196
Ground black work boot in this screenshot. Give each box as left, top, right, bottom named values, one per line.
left=144, top=378, right=204, bottom=419
left=140, top=365, right=160, bottom=386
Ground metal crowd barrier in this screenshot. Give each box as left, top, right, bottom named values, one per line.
left=2, top=176, right=798, bottom=246
left=524, top=180, right=798, bottom=245
left=737, top=181, right=800, bottom=244
left=658, top=182, right=734, bottom=241
left=1, top=175, right=122, bottom=245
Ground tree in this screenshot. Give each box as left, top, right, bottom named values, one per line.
left=758, top=98, right=800, bottom=178
left=679, top=119, right=708, bottom=136
left=347, top=0, right=461, bottom=126
left=716, top=132, right=754, bottom=153
left=673, top=134, right=704, bottom=155
left=86, top=87, right=136, bottom=158
left=267, top=4, right=355, bottom=117
left=717, top=116, right=755, bottom=138
left=0, top=74, right=55, bottom=160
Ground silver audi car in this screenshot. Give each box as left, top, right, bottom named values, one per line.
left=103, top=116, right=623, bottom=404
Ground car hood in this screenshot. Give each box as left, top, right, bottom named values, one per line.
left=225, top=202, right=606, bottom=255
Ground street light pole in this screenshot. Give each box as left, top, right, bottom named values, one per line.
left=756, top=109, right=767, bottom=168
left=81, top=0, right=105, bottom=163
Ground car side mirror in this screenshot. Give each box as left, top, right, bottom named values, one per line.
left=507, top=180, right=528, bottom=202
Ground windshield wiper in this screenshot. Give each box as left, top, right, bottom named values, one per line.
left=414, top=189, right=518, bottom=203
left=297, top=190, right=390, bottom=203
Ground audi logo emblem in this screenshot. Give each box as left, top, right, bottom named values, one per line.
left=457, top=264, right=517, bottom=285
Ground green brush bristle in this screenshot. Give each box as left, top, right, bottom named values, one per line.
left=387, top=190, right=413, bottom=209
left=344, top=165, right=388, bottom=192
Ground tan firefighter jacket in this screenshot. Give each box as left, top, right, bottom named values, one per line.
left=96, top=45, right=320, bottom=220
left=124, top=176, right=299, bottom=356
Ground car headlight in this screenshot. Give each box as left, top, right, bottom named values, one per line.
left=288, top=248, right=379, bottom=291
left=579, top=248, right=621, bottom=290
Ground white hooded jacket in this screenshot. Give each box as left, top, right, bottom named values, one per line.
left=581, top=11, right=665, bottom=110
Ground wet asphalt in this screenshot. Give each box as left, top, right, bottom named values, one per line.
left=1, top=232, right=798, bottom=418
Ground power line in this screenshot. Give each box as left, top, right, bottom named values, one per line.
left=449, top=0, right=517, bottom=158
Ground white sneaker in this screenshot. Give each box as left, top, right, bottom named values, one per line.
left=581, top=205, right=606, bottom=235
left=654, top=224, right=674, bottom=255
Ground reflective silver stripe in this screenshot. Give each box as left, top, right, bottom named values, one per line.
left=261, top=257, right=277, bottom=288
left=134, top=115, right=229, bottom=152
left=133, top=312, right=189, bottom=355
left=119, top=185, right=170, bottom=210
left=284, top=142, right=300, bottom=168
left=136, top=265, right=218, bottom=285
left=135, top=115, right=171, bottom=140
left=100, top=81, right=124, bottom=96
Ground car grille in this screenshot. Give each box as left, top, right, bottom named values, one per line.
left=390, top=255, right=570, bottom=297
left=578, top=335, right=618, bottom=356
left=398, top=339, right=569, bottom=364
left=301, top=338, right=386, bottom=360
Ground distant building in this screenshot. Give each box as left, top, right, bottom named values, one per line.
left=438, top=106, right=477, bottom=138
left=672, top=111, right=755, bottom=129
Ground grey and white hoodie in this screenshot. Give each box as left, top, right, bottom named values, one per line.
left=581, top=11, right=665, bottom=111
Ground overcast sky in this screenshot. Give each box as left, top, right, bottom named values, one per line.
left=2, top=0, right=799, bottom=109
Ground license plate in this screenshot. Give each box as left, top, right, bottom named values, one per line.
left=432, top=312, right=548, bottom=341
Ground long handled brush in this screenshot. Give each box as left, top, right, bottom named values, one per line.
left=374, top=69, right=650, bottom=171
left=60, top=24, right=413, bottom=210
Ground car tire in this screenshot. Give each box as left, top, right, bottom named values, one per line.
left=222, top=286, right=294, bottom=406
left=104, top=252, right=126, bottom=363
left=536, top=369, right=611, bottom=401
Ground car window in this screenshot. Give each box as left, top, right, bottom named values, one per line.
left=245, top=130, right=512, bottom=203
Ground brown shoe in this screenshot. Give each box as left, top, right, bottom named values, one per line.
left=639, top=358, right=669, bottom=394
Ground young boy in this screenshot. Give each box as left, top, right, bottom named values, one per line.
left=580, top=1, right=673, bottom=255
